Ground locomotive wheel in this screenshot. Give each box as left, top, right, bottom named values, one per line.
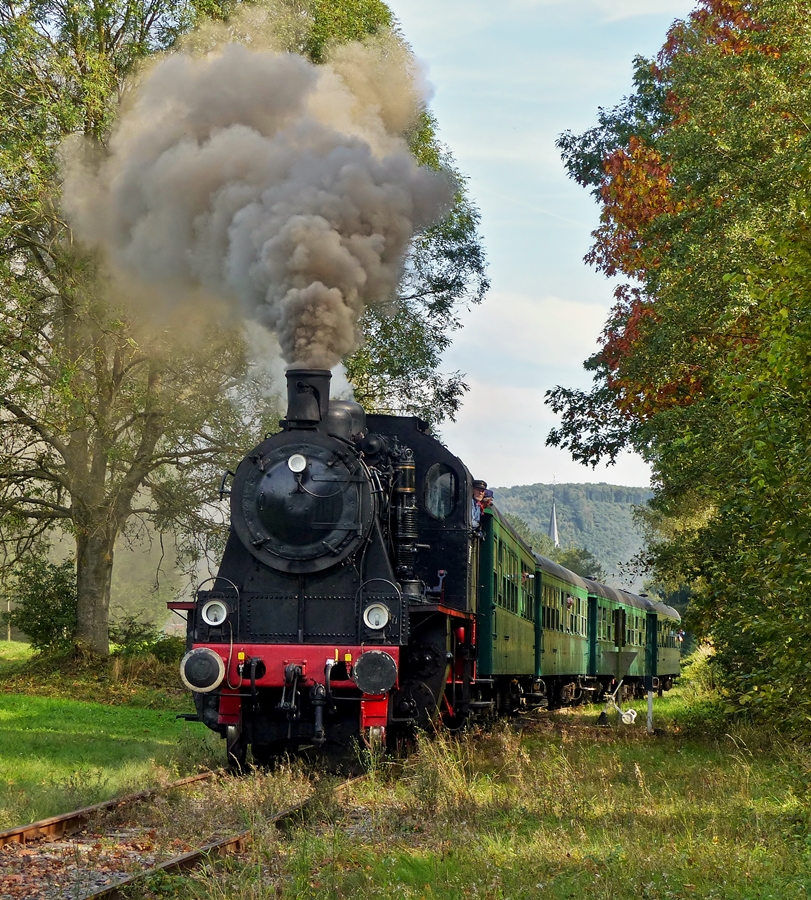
left=392, top=680, right=438, bottom=726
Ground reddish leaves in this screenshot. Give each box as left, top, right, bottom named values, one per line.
left=586, top=136, right=682, bottom=279
left=664, top=0, right=780, bottom=61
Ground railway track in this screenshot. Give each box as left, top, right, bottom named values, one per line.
left=0, top=772, right=219, bottom=850
left=0, top=767, right=345, bottom=900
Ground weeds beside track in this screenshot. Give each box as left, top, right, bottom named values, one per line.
left=134, top=708, right=811, bottom=900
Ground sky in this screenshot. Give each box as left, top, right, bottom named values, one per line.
left=384, top=0, right=698, bottom=488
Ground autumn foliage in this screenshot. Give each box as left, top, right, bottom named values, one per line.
left=549, top=0, right=811, bottom=729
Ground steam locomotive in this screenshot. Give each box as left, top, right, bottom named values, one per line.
left=174, top=369, right=680, bottom=767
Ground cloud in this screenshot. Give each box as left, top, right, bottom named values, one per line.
left=437, top=288, right=652, bottom=488
left=448, top=290, right=608, bottom=382
left=437, top=377, right=651, bottom=488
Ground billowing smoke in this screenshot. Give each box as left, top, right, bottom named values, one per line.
left=62, top=38, right=452, bottom=369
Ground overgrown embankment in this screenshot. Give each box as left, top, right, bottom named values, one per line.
left=3, top=641, right=810, bottom=900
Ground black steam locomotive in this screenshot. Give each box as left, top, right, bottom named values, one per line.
left=174, top=369, right=680, bottom=766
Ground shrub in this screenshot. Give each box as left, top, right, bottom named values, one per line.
left=108, top=613, right=163, bottom=655
left=109, top=613, right=185, bottom=662
left=151, top=636, right=186, bottom=664
left=0, top=556, right=77, bottom=651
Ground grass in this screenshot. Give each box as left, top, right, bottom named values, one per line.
left=0, top=640, right=222, bottom=828
left=0, top=639, right=189, bottom=708
left=143, top=686, right=811, bottom=900
left=0, top=640, right=34, bottom=674
left=4, top=637, right=810, bottom=899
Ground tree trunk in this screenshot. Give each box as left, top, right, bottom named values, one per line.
left=75, top=525, right=117, bottom=656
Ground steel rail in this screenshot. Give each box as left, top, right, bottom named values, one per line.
left=0, top=770, right=219, bottom=848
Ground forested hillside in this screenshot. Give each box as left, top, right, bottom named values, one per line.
left=493, top=483, right=652, bottom=585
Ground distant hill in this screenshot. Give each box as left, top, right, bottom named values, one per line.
left=492, top=483, right=653, bottom=588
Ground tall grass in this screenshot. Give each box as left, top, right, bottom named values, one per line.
left=160, top=702, right=811, bottom=900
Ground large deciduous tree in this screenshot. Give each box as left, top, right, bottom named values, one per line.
left=0, top=0, right=486, bottom=654
left=547, top=0, right=811, bottom=726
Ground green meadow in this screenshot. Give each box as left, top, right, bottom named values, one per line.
left=141, top=656, right=811, bottom=900
left=3, top=638, right=811, bottom=900
left=0, top=641, right=219, bottom=827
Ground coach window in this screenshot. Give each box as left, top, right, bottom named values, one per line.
left=424, top=463, right=457, bottom=520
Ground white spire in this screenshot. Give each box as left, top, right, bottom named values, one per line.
left=548, top=499, right=560, bottom=549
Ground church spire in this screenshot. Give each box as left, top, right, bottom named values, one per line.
left=548, top=479, right=560, bottom=548
left=548, top=499, right=560, bottom=549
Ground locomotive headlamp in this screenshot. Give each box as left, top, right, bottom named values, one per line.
left=287, top=453, right=307, bottom=473
left=201, top=599, right=229, bottom=626
left=363, top=602, right=390, bottom=630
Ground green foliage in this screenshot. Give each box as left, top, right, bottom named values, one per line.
left=108, top=612, right=184, bottom=662
left=0, top=555, right=77, bottom=652
left=503, top=513, right=555, bottom=557
left=303, top=0, right=392, bottom=62
left=504, top=512, right=607, bottom=579
left=552, top=547, right=607, bottom=581
left=547, top=0, right=811, bottom=728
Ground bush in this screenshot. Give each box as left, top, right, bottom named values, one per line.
left=0, top=556, right=77, bottom=651
left=109, top=612, right=185, bottom=662
left=108, top=613, right=163, bottom=655
left=151, top=636, right=185, bottom=664
left=680, top=643, right=721, bottom=694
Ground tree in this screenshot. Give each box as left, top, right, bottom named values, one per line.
left=503, top=514, right=607, bottom=580
left=0, top=0, right=486, bottom=653
left=552, top=547, right=607, bottom=582
left=505, top=514, right=555, bottom=558
left=547, top=0, right=811, bottom=726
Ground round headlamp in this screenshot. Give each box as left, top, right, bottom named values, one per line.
left=287, top=453, right=307, bottom=473
left=363, top=602, right=390, bottom=630
left=201, top=599, right=229, bottom=626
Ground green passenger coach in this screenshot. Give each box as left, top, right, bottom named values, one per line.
left=475, top=505, right=680, bottom=711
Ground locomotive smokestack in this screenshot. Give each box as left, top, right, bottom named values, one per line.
left=286, top=369, right=332, bottom=426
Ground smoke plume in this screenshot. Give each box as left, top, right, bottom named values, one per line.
left=62, top=37, right=452, bottom=369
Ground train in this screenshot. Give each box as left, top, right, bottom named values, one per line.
left=173, top=368, right=681, bottom=767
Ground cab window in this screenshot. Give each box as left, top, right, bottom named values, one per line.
left=424, top=463, right=457, bottom=520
